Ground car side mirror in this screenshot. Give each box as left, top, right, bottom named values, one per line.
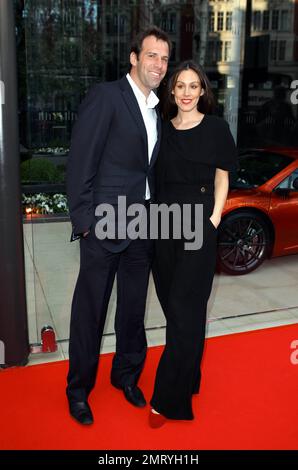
left=292, top=177, right=298, bottom=190
left=274, top=187, right=290, bottom=197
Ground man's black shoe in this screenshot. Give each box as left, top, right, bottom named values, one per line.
left=69, top=401, right=94, bottom=425
left=123, top=385, right=147, bottom=408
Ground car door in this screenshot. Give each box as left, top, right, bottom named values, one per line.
left=269, top=166, right=298, bottom=255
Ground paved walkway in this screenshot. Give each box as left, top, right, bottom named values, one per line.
left=23, top=221, right=298, bottom=365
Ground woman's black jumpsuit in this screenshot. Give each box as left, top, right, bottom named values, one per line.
left=150, top=115, right=238, bottom=420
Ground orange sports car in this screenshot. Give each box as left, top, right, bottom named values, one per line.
left=218, top=148, right=298, bottom=275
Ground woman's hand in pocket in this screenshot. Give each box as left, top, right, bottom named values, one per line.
left=209, top=214, right=221, bottom=229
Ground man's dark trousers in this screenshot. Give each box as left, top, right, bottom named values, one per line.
left=66, top=227, right=154, bottom=403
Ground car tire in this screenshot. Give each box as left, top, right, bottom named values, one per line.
left=217, top=211, right=271, bottom=275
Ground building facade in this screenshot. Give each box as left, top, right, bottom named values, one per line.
left=15, top=0, right=298, bottom=156
left=10, top=0, right=298, bottom=349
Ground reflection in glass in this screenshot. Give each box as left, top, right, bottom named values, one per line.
left=14, top=0, right=298, bottom=184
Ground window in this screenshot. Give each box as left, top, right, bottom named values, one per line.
left=217, top=12, right=224, bottom=31
left=224, top=41, right=232, bottom=62
left=230, top=152, right=293, bottom=189
left=113, top=14, right=118, bottom=34
left=185, top=21, right=193, bottom=33
left=161, top=13, right=167, bottom=32
left=253, top=11, right=261, bottom=31
left=120, top=15, right=126, bottom=35
left=207, top=41, right=215, bottom=64
left=272, top=10, right=279, bottom=30
left=169, top=13, right=176, bottom=33
left=69, top=43, right=78, bottom=63
left=226, top=12, right=232, bottom=31
left=279, top=41, right=286, bottom=61
left=106, top=15, right=111, bottom=35
left=208, top=11, right=215, bottom=32
left=276, top=168, right=298, bottom=190
left=262, top=11, right=269, bottom=31
left=216, top=41, right=223, bottom=61
left=270, top=40, right=278, bottom=60
left=281, top=10, right=289, bottom=31
left=153, top=13, right=159, bottom=27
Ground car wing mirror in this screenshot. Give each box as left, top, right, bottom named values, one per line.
left=292, top=177, right=298, bottom=191
left=274, top=187, right=291, bottom=197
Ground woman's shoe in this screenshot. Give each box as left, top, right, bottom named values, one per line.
left=149, top=409, right=167, bottom=428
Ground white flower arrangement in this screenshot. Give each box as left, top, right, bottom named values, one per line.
left=34, top=147, right=69, bottom=155
left=22, top=193, right=68, bottom=215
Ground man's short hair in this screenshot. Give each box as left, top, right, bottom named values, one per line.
left=130, top=26, right=172, bottom=59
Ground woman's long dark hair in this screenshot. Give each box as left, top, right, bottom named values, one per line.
left=160, top=60, right=215, bottom=120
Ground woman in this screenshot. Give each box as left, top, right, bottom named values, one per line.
left=149, top=61, right=238, bottom=427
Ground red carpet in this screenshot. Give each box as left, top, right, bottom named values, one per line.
left=0, top=324, right=298, bottom=450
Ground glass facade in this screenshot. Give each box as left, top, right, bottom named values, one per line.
left=14, top=1, right=298, bottom=346
left=16, top=0, right=298, bottom=161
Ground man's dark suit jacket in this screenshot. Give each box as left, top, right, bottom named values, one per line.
left=66, top=76, right=161, bottom=252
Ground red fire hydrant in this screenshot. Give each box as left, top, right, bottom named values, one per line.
left=41, top=325, right=57, bottom=353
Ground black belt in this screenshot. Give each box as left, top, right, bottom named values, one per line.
left=164, top=183, right=214, bottom=195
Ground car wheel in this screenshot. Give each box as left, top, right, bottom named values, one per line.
left=217, top=211, right=271, bottom=275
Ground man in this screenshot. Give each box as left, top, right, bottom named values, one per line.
left=66, top=27, right=171, bottom=425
